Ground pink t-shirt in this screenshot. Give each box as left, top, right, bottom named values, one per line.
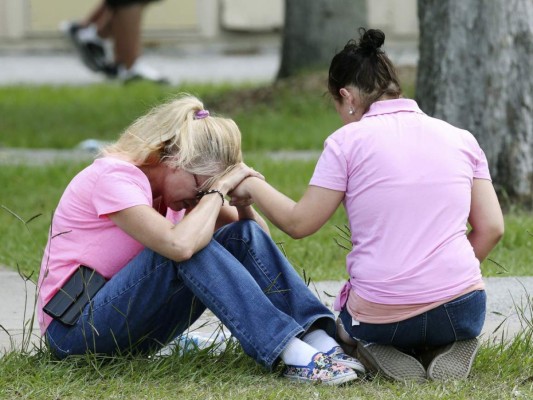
left=37, top=157, right=185, bottom=333
left=310, top=99, right=491, bottom=308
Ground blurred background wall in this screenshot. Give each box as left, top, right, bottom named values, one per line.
left=0, top=0, right=417, bottom=45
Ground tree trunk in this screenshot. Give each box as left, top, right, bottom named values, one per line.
left=277, top=0, right=367, bottom=79
left=416, top=0, right=533, bottom=205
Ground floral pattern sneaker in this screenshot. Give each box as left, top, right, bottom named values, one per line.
left=326, top=346, right=366, bottom=375
left=283, top=352, right=358, bottom=385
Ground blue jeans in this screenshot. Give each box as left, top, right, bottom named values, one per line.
left=339, top=290, right=486, bottom=351
left=46, top=220, right=335, bottom=369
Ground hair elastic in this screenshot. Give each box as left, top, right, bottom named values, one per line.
left=194, top=110, right=210, bottom=120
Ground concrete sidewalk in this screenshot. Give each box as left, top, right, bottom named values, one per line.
left=0, top=33, right=282, bottom=86
left=0, top=38, right=418, bottom=86
left=0, top=50, right=280, bottom=86
left=1, top=264, right=531, bottom=355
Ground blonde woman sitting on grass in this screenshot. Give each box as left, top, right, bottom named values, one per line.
left=38, top=94, right=365, bottom=385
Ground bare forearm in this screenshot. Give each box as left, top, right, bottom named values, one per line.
left=171, top=195, right=223, bottom=257
left=231, top=177, right=343, bottom=239
left=467, top=179, right=504, bottom=263
left=245, top=178, right=303, bottom=237
left=467, top=229, right=503, bottom=262
left=110, top=201, right=221, bottom=263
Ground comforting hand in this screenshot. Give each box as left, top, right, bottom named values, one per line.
left=228, top=177, right=257, bottom=207
left=213, top=163, right=264, bottom=194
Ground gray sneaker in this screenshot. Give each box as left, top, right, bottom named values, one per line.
left=357, top=343, right=426, bottom=382
left=426, top=338, right=479, bottom=380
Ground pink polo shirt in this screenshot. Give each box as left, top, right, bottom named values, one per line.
left=310, top=99, right=490, bottom=314
left=37, top=157, right=185, bottom=333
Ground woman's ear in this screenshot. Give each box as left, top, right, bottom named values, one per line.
left=339, top=88, right=351, bottom=100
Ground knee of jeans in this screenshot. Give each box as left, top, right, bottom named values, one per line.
left=223, top=220, right=263, bottom=242
left=236, top=219, right=261, bottom=234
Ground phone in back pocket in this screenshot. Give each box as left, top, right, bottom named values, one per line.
left=43, top=265, right=106, bottom=326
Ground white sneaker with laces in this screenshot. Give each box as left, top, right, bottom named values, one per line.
left=117, top=61, right=169, bottom=84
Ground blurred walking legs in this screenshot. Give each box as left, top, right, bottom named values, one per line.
left=61, top=0, right=168, bottom=83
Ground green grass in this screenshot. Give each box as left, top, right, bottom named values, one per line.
left=484, top=213, right=533, bottom=276
left=0, top=79, right=339, bottom=151
left=1, top=329, right=532, bottom=399
left=0, top=162, right=85, bottom=278
left=0, top=83, right=236, bottom=149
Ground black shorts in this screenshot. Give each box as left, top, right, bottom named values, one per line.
left=105, top=0, right=162, bottom=8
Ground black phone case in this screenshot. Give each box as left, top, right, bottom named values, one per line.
left=43, top=265, right=106, bottom=326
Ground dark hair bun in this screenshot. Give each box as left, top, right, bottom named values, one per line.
left=358, top=28, right=385, bottom=53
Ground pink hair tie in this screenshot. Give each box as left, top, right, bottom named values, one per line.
left=194, top=110, right=210, bottom=120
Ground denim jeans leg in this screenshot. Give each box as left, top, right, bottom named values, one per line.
left=47, top=220, right=335, bottom=369
left=46, top=248, right=206, bottom=359
left=214, top=220, right=336, bottom=336
left=174, top=222, right=335, bottom=369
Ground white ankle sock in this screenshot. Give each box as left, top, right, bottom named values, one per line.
left=302, top=329, right=340, bottom=353
left=280, top=337, right=319, bottom=366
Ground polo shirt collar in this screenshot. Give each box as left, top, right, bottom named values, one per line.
left=362, top=98, right=424, bottom=119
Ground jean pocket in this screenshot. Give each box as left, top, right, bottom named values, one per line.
left=444, top=290, right=486, bottom=340
left=340, top=309, right=399, bottom=344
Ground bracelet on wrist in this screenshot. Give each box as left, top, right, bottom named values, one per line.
left=197, top=189, right=225, bottom=206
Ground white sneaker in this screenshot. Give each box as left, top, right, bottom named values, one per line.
left=59, top=21, right=114, bottom=75
left=117, top=60, right=169, bottom=84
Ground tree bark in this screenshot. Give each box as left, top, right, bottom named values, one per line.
left=416, top=0, right=533, bottom=205
left=277, top=0, right=367, bottom=79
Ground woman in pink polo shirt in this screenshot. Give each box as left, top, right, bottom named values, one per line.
left=230, top=29, right=504, bottom=381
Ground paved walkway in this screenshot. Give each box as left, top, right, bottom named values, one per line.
left=0, top=36, right=418, bottom=86
left=0, top=50, right=279, bottom=86
left=1, top=263, right=531, bottom=354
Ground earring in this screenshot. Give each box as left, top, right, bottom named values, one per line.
left=349, top=107, right=355, bottom=115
